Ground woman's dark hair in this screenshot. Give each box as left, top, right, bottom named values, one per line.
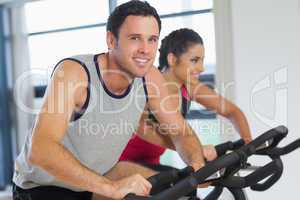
left=158, top=28, right=203, bottom=71
left=107, top=0, right=161, bottom=39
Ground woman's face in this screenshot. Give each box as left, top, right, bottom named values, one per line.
left=172, top=43, right=205, bottom=85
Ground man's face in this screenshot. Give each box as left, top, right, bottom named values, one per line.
left=109, top=15, right=160, bottom=78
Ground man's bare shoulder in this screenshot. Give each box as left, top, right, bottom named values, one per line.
left=144, top=66, right=164, bottom=82
left=51, top=59, right=89, bottom=85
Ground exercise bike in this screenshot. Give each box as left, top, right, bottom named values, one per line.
left=123, top=125, right=300, bottom=200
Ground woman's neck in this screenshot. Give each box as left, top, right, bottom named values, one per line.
left=162, top=69, right=183, bottom=93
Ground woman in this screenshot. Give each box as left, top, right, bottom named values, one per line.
left=119, top=28, right=252, bottom=167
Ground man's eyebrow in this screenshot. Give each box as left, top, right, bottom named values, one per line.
left=127, top=34, right=159, bottom=38
left=149, top=35, right=159, bottom=39
left=127, top=33, right=141, bottom=37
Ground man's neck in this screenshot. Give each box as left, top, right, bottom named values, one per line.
left=98, top=53, right=133, bottom=95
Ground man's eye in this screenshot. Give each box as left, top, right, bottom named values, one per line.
left=130, top=37, right=139, bottom=41
left=149, top=38, right=158, bottom=43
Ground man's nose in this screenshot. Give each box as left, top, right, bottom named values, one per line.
left=138, top=41, right=150, bottom=54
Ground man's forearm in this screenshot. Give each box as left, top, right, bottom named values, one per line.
left=30, top=140, right=114, bottom=197
left=169, top=122, right=205, bottom=170
left=139, top=124, right=177, bottom=150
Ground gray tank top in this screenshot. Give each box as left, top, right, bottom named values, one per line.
left=13, top=54, right=148, bottom=191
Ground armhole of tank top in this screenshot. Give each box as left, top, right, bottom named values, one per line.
left=142, top=77, right=148, bottom=103
left=50, top=58, right=91, bottom=122
left=142, top=77, right=158, bottom=123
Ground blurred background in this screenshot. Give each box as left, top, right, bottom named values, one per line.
left=0, top=0, right=299, bottom=199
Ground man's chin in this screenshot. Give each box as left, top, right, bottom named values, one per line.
left=134, top=66, right=151, bottom=77
left=135, top=71, right=148, bottom=78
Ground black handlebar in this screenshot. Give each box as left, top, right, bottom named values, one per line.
left=242, top=125, right=288, bottom=157
left=214, top=158, right=283, bottom=189
left=215, top=139, right=245, bottom=156
left=125, top=151, right=243, bottom=200
left=124, top=126, right=300, bottom=200
left=147, top=166, right=194, bottom=195
left=256, top=138, right=300, bottom=158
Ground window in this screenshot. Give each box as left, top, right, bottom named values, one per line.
left=117, top=0, right=212, bottom=15
left=25, top=0, right=217, bottom=117
left=29, top=27, right=107, bottom=69
left=28, top=27, right=107, bottom=85
left=25, top=0, right=109, bottom=77
left=25, top=0, right=109, bottom=33
left=160, top=13, right=216, bottom=68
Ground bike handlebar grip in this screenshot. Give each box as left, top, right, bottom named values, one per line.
left=147, top=169, right=178, bottom=186
left=215, top=142, right=234, bottom=156
left=178, top=166, right=195, bottom=178
left=203, top=186, right=224, bottom=200
left=215, top=140, right=245, bottom=157
left=228, top=188, right=247, bottom=200
left=233, top=139, right=245, bottom=149
left=150, top=176, right=199, bottom=200
left=194, top=152, right=242, bottom=183
left=250, top=159, right=283, bottom=191
left=124, top=168, right=219, bottom=200
left=147, top=169, right=179, bottom=195
left=251, top=126, right=288, bottom=149
left=123, top=193, right=148, bottom=200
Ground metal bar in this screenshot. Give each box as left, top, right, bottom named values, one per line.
left=28, top=9, right=213, bottom=36
left=160, top=9, right=212, bottom=19
left=28, top=22, right=107, bottom=36
left=109, top=0, right=117, bottom=14
left=0, top=5, right=13, bottom=190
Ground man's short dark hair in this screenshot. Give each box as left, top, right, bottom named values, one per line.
left=107, top=0, right=161, bottom=39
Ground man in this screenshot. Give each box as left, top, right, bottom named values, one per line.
left=13, top=1, right=209, bottom=200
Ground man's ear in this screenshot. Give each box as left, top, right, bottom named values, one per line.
left=106, top=31, right=117, bottom=50
left=167, top=53, right=177, bottom=67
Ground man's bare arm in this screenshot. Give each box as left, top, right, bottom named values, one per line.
left=144, top=67, right=205, bottom=170
left=137, top=110, right=175, bottom=149
left=29, top=60, right=117, bottom=196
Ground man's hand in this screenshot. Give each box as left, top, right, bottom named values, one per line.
left=203, top=145, right=218, bottom=161
left=243, top=137, right=252, bottom=144
left=110, top=174, right=152, bottom=199
left=191, top=145, right=217, bottom=188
